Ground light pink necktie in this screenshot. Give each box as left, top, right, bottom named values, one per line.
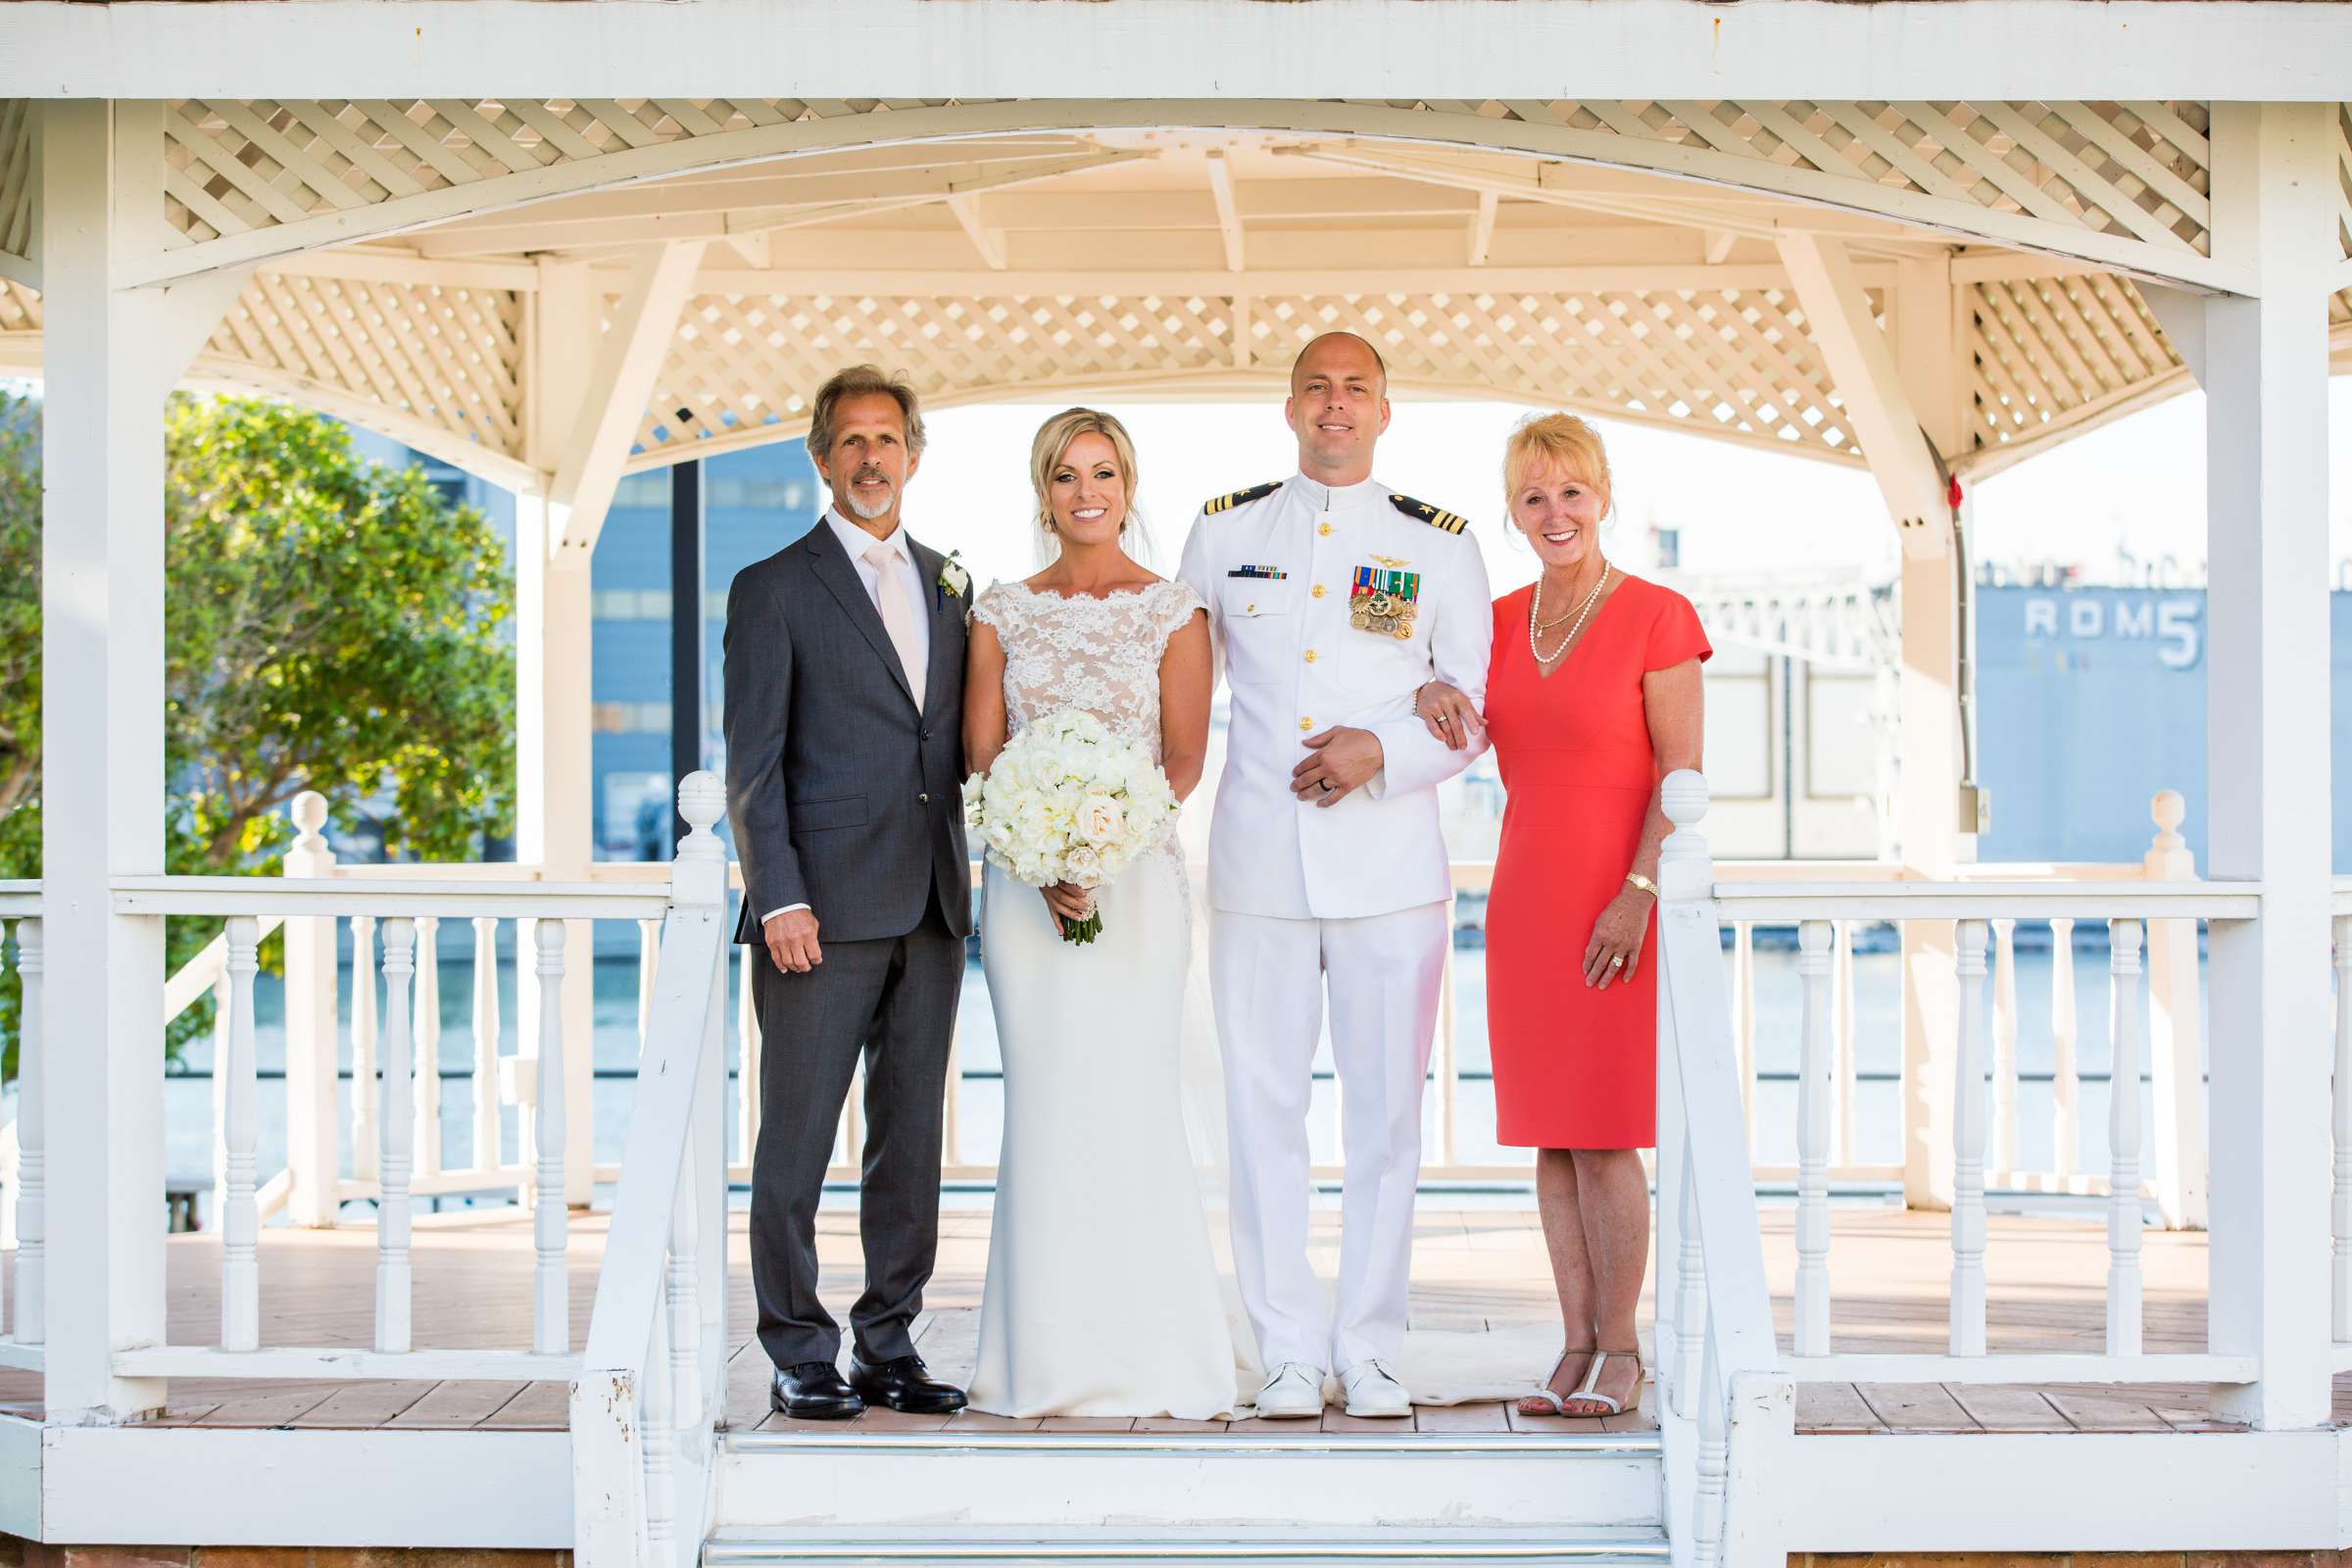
left=863, top=543, right=926, bottom=710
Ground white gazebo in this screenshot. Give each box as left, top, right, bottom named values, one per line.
left=0, top=4, right=2348, bottom=1565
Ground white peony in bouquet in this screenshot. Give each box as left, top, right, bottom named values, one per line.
left=963, top=710, right=1180, bottom=946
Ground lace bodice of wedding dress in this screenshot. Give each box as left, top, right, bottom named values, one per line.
left=972, top=577, right=1207, bottom=763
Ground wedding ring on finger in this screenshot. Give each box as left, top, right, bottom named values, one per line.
left=1609, top=955, right=1625, bottom=968
left=1318, top=778, right=1334, bottom=795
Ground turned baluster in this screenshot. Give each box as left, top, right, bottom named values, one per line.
left=221, top=916, right=262, bottom=1350
left=2107, top=917, right=2146, bottom=1353
left=1673, top=1137, right=1705, bottom=1413
left=1833, top=919, right=1858, bottom=1165
left=636, top=917, right=662, bottom=1058
left=737, top=942, right=761, bottom=1167
left=1794, top=918, right=1834, bottom=1355
left=210, top=968, right=231, bottom=1227
left=2050, top=917, right=2081, bottom=1177
left=470, top=916, right=501, bottom=1173
left=1731, top=920, right=1756, bottom=1140
left=1990, top=917, right=2020, bottom=1177
left=375, top=917, right=416, bottom=1352
left=1949, top=918, right=1989, bottom=1355
left=414, top=916, right=443, bottom=1180
left=1691, top=1324, right=1730, bottom=1568
left=533, top=918, right=568, bottom=1353
left=351, top=913, right=380, bottom=1181
left=10, top=918, right=40, bottom=1344
left=642, top=1306, right=677, bottom=1552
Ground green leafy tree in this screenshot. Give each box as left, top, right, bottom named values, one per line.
left=0, top=391, right=518, bottom=1069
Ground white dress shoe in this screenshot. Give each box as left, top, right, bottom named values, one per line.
left=1340, top=1358, right=1412, bottom=1418
left=1253, top=1361, right=1325, bottom=1419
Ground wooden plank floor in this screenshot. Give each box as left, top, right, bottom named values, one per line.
left=1, top=1201, right=2337, bottom=1435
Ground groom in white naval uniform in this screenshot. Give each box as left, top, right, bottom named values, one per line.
left=1177, top=332, right=1492, bottom=1417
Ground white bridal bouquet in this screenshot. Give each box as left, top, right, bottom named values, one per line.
left=963, top=710, right=1180, bottom=946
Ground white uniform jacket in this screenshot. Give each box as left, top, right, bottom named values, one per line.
left=1178, top=472, right=1493, bottom=922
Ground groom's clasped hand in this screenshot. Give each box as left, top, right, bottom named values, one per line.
left=723, top=333, right=1494, bottom=1422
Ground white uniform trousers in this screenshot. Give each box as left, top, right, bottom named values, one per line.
left=1210, top=901, right=1449, bottom=1374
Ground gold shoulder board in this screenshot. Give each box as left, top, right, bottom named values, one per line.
left=1202, top=479, right=1284, bottom=515
left=1389, top=492, right=1468, bottom=534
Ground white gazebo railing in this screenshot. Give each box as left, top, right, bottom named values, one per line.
left=93, top=828, right=681, bottom=1384
left=0, top=878, right=41, bottom=1370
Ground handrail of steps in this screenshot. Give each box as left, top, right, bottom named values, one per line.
left=574, top=772, right=733, bottom=1567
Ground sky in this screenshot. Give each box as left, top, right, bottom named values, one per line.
left=893, top=380, right=2352, bottom=597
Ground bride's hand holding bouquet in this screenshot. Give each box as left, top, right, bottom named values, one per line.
left=962, top=710, right=1179, bottom=945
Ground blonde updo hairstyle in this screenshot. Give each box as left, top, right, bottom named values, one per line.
left=1502, top=413, right=1614, bottom=524
left=1028, top=406, right=1152, bottom=562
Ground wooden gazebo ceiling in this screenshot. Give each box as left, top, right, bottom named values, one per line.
left=2, top=104, right=2346, bottom=486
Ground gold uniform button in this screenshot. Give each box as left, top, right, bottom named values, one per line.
left=1245, top=603, right=1255, bottom=613
left=1303, top=650, right=1317, bottom=663
left=1299, top=716, right=1313, bottom=731
left=1317, top=521, right=1333, bottom=537
left=1311, top=583, right=1327, bottom=599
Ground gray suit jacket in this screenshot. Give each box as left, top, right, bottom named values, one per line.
left=723, top=521, right=973, bottom=945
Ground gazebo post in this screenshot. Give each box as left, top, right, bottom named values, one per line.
left=1779, top=232, right=1975, bottom=1211
left=517, top=247, right=708, bottom=1205
left=34, top=99, right=243, bottom=1419
left=2193, top=102, right=2335, bottom=1432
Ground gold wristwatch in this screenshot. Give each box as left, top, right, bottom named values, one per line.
left=1623, top=871, right=1658, bottom=899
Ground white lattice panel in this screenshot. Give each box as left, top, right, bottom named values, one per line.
left=636, top=290, right=1238, bottom=454
left=2333, top=102, right=2352, bottom=269
left=630, top=284, right=1863, bottom=466
left=0, top=279, right=36, bottom=335
left=146, top=98, right=2220, bottom=286
left=1447, top=100, right=2214, bottom=258
left=204, top=271, right=524, bottom=460
left=0, top=100, right=32, bottom=271
left=1964, top=272, right=2183, bottom=460
left=158, top=98, right=968, bottom=248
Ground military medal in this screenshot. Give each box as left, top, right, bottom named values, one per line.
left=1350, top=564, right=1421, bottom=639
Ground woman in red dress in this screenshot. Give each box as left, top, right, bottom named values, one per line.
left=1416, top=414, right=1707, bottom=1420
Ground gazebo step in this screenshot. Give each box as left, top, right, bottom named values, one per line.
left=713, top=1430, right=1662, bottom=1535
left=701, top=1527, right=1672, bottom=1566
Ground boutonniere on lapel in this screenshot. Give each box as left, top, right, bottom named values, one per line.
left=936, top=551, right=970, bottom=613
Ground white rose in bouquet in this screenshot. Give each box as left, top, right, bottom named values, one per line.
left=964, top=710, right=1179, bottom=946
left=1076, top=795, right=1125, bottom=845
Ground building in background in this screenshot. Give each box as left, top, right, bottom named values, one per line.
left=347, top=428, right=824, bottom=862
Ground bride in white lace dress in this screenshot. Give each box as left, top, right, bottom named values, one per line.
left=961, top=409, right=1238, bottom=1419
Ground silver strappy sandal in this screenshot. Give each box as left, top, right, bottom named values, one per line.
left=1515, top=1348, right=1594, bottom=1417
left=1525, top=1348, right=1642, bottom=1419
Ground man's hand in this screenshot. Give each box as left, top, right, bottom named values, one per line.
left=763, top=907, right=823, bottom=974
left=1292, top=725, right=1385, bottom=808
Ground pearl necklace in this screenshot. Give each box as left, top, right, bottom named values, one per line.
left=1530, top=563, right=1611, bottom=665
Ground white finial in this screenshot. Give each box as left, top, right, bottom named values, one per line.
left=677, top=771, right=726, bottom=861
left=291, top=791, right=329, bottom=844
left=1661, top=769, right=1710, bottom=828
left=2151, top=789, right=2185, bottom=841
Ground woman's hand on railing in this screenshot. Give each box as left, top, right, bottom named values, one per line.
left=1413, top=680, right=1485, bottom=751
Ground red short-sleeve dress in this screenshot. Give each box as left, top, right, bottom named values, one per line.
left=1483, top=573, right=1711, bottom=1150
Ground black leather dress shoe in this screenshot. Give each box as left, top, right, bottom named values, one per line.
left=848, top=1352, right=968, bottom=1414
left=770, top=1361, right=864, bottom=1420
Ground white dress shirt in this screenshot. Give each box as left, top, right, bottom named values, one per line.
left=760, top=507, right=933, bottom=924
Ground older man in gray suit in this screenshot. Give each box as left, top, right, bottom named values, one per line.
left=723, top=365, right=973, bottom=1420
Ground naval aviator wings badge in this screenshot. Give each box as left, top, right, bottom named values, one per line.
left=1350, top=564, right=1422, bottom=640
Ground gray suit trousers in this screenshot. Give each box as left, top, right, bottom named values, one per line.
left=751, top=888, right=964, bottom=1370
